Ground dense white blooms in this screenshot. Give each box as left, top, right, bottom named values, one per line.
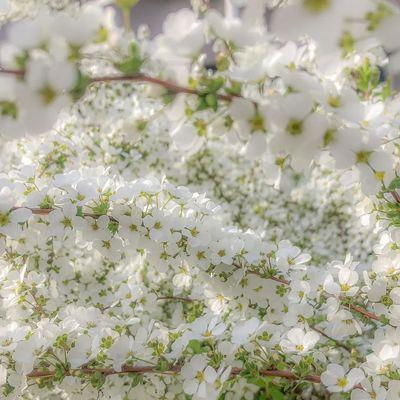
left=0, top=0, right=400, bottom=399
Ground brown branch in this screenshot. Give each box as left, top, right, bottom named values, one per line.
left=91, top=73, right=235, bottom=102
left=0, top=67, right=235, bottom=102
left=347, top=303, right=380, bottom=321
left=248, top=270, right=380, bottom=322
left=391, top=191, right=400, bottom=203
left=0, top=67, right=24, bottom=77
left=310, top=326, right=352, bottom=354
left=156, top=296, right=198, bottom=302
left=13, top=207, right=118, bottom=222
left=26, top=364, right=322, bottom=384
left=26, top=288, right=45, bottom=317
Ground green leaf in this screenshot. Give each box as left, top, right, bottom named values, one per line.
left=54, top=363, right=65, bottom=383
left=268, top=384, right=285, bottom=400
left=246, top=376, right=266, bottom=387
left=187, top=339, right=203, bottom=354
left=0, top=101, right=18, bottom=119
left=155, top=358, right=170, bottom=372
left=225, top=81, right=242, bottom=96
left=90, top=371, right=106, bottom=389
left=70, top=71, right=91, bottom=101
left=388, top=177, right=400, bottom=190
left=380, top=314, right=390, bottom=325
left=206, top=77, right=225, bottom=93
left=130, top=373, right=143, bottom=387
left=108, top=220, right=119, bottom=235
left=92, top=200, right=110, bottom=216
left=205, top=93, right=218, bottom=111
left=115, top=42, right=143, bottom=75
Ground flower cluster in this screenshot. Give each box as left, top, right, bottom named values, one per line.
left=0, top=0, right=400, bottom=399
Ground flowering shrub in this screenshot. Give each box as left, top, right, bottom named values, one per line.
left=1, top=0, right=400, bottom=398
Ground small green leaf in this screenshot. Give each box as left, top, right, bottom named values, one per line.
left=205, top=93, right=218, bottom=111
left=155, top=358, right=170, bottom=372
left=90, top=371, right=106, bottom=389
left=115, top=42, right=143, bottom=75
left=187, top=339, right=203, bottom=354
left=70, top=71, right=91, bottom=101
left=0, top=101, right=18, bottom=119
left=268, top=384, right=285, bottom=400
left=92, top=200, right=110, bottom=216
left=388, top=177, right=400, bottom=190
left=130, top=372, right=143, bottom=387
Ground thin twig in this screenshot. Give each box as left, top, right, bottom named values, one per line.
left=26, top=364, right=321, bottom=383
left=0, top=67, right=235, bottom=102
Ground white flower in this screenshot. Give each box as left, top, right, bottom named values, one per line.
left=154, top=9, right=205, bottom=59
left=326, top=309, right=362, bottom=340
left=231, top=318, right=260, bottom=345
left=67, top=335, right=92, bottom=368
left=143, top=209, right=173, bottom=242
left=172, top=262, right=192, bottom=290
left=319, top=84, right=365, bottom=123
left=0, top=0, right=9, bottom=13
left=288, top=280, right=312, bottom=303
left=324, top=268, right=359, bottom=297
left=93, top=230, right=123, bottom=262
left=351, top=377, right=386, bottom=400
left=387, top=380, right=400, bottom=400
left=47, top=204, right=82, bottom=238
left=275, top=240, right=311, bottom=272
left=207, top=3, right=266, bottom=47
left=321, top=364, right=364, bottom=392
left=170, top=121, right=205, bottom=155
left=268, top=95, right=328, bottom=171
left=280, top=328, right=319, bottom=354
left=330, top=129, right=393, bottom=195
left=190, top=315, right=226, bottom=340
left=181, top=355, right=225, bottom=400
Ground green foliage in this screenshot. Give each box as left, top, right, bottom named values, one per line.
left=197, top=76, right=226, bottom=111
left=365, top=3, right=392, bottom=31
left=115, top=0, right=140, bottom=10
left=349, top=58, right=392, bottom=100
left=0, top=101, right=18, bottom=119
left=90, top=371, right=106, bottom=389
left=129, top=373, right=143, bottom=387
left=70, top=71, right=91, bottom=101
left=187, top=339, right=204, bottom=354
left=115, top=42, right=143, bottom=75
left=92, top=199, right=110, bottom=216
left=155, top=358, right=170, bottom=372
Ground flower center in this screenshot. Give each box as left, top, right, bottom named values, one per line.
left=196, top=371, right=205, bottom=383
left=295, top=344, right=304, bottom=352
left=0, top=212, right=10, bottom=227
left=356, top=151, right=371, bottom=164
left=287, top=119, right=303, bottom=136
left=336, top=377, right=348, bottom=388
left=328, top=96, right=341, bottom=108
left=340, top=283, right=351, bottom=292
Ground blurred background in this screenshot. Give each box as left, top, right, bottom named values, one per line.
left=125, top=0, right=223, bottom=34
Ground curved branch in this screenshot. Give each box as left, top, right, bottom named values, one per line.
left=26, top=364, right=322, bottom=384
left=248, top=271, right=380, bottom=322
left=91, top=73, right=235, bottom=102
left=0, top=67, right=235, bottom=102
